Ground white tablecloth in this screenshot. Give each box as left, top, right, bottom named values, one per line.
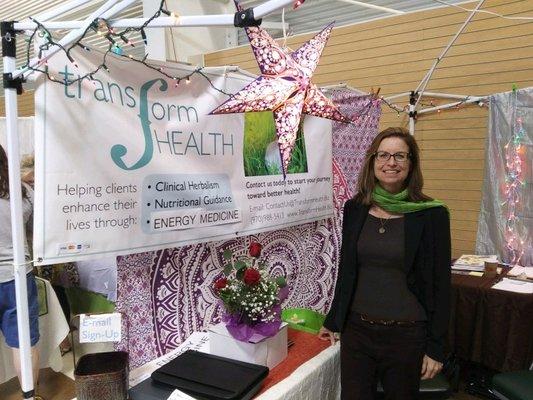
left=127, top=332, right=341, bottom=400
left=256, top=344, right=340, bottom=400
left=73, top=333, right=341, bottom=400
left=0, top=277, right=70, bottom=384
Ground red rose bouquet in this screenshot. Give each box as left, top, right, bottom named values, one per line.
left=213, top=241, right=287, bottom=342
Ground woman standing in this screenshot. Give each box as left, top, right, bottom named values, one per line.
left=319, top=127, right=451, bottom=399
left=0, top=145, right=42, bottom=398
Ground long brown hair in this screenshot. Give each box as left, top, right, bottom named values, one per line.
left=0, top=145, right=27, bottom=199
left=354, top=127, right=432, bottom=205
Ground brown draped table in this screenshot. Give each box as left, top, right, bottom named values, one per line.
left=449, top=272, right=533, bottom=372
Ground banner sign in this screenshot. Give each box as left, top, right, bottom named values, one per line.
left=34, top=49, right=333, bottom=265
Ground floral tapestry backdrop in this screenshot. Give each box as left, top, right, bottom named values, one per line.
left=116, top=91, right=381, bottom=368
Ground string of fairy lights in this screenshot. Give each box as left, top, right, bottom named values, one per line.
left=503, top=91, right=526, bottom=265
left=19, top=0, right=231, bottom=96
left=379, top=95, right=486, bottom=118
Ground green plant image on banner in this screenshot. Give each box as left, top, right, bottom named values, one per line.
left=243, top=111, right=308, bottom=177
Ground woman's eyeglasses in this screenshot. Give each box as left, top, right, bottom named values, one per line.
left=374, top=151, right=410, bottom=163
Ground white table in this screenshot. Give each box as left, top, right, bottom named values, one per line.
left=0, top=277, right=70, bottom=384
left=72, top=332, right=341, bottom=400
left=126, top=332, right=341, bottom=400
left=256, top=344, right=340, bottom=400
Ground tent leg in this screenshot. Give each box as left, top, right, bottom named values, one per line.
left=2, top=21, right=35, bottom=400
left=413, top=0, right=486, bottom=108
left=409, top=91, right=417, bottom=135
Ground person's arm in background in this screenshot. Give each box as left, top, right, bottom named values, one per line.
left=422, top=206, right=451, bottom=379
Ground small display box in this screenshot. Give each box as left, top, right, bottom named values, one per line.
left=74, top=351, right=129, bottom=400
left=209, top=322, right=287, bottom=369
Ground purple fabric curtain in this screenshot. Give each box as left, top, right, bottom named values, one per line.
left=115, top=92, right=381, bottom=368
left=331, top=91, right=382, bottom=196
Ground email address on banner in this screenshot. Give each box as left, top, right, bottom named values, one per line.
left=286, top=204, right=331, bottom=218
left=150, top=208, right=241, bottom=232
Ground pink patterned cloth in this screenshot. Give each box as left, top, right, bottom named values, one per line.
left=116, top=92, right=380, bottom=368
left=331, top=91, right=381, bottom=196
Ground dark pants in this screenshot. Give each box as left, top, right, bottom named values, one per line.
left=341, top=313, right=427, bottom=400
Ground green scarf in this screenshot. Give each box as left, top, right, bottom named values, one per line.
left=372, top=185, right=447, bottom=214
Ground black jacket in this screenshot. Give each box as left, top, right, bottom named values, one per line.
left=323, top=199, right=451, bottom=362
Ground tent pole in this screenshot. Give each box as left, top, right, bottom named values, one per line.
left=253, top=0, right=302, bottom=19
left=414, top=0, right=485, bottom=108
left=15, top=15, right=236, bottom=30
left=2, top=21, right=35, bottom=400
left=409, top=91, right=416, bottom=135
left=14, top=0, right=296, bottom=80
left=21, top=0, right=95, bottom=36
left=422, top=91, right=482, bottom=101
left=32, top=0, right=95, bottom=22
left=417, top=96, right=486, bottom=115
left=15, top=0, right=298, bottom=31
left=13, top=0, right=135, bottom=81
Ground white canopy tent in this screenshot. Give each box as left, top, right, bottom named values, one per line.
left=2, top=0, right=492, bottom=397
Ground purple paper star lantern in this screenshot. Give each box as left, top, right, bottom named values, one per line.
left=210, top=21, right=349, bottom=177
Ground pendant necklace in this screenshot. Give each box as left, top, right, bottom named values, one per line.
left=378, top=216, right=391, bottom=234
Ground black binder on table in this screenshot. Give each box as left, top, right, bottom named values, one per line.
left=129, top=377, right=175, bottom=400
left=149, top=350, right=269, bottom=400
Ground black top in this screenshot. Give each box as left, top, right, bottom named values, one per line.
left=323, top=200, right=451, bottom=362
left=352, top=215, right=427, bottom=321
